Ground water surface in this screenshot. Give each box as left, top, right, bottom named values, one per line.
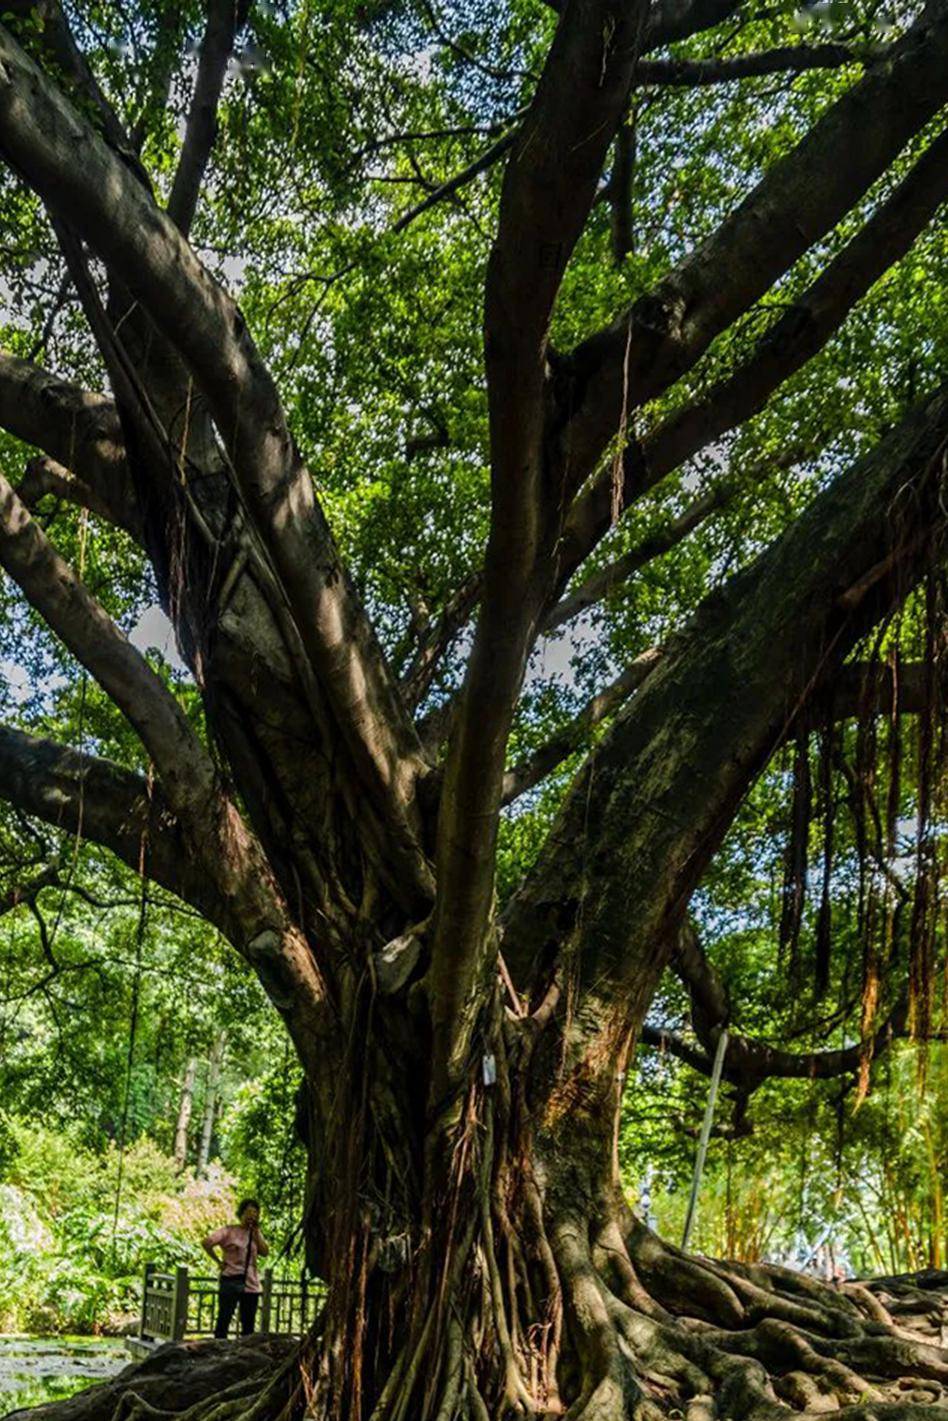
left=0, top=1336, right=125, bottom=1416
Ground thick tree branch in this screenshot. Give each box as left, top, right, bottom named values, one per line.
left=0, top=469, right=218, bottom=822
left=640, top=1010, right=910, bottom=1085
left=0, top=290, right=333, bottom=1044
left=505, top=381, right=948, bottom=1119
left=2, top=0, right=140, bottom=171
left=16, top=454, right=141, bottom=540
left=643, top=123, right=948, bottom=486
left=559, top=119, right=948, bottom=585
left=427, top=0, right=650, bottom=1107
left=643, top=921, right=914, bottom=1088
left=0, top=21, right=433, bottom=903
left=168, top=0, right=246, bottom=236
left=671, top=918, right=730, bottom=1033
left=0, top=724, right=215, bottom=913
left=16, top=265, right=401, bottom=936
left=609, top=109, right=637, bottom=266
left=0, top=100, right=351, bottom=1044
left=634, top=43, right=862, bottom=86
left=542, top=0, right=747, bottom=56
left=0, top=720, right=332, bottom=1072
left=643, top=0, right=744, bottom=50
left=557, top=1, right=948, bottom=530
left=1, top=362, right=339, bottom=1015
left=452, top=453, right=803, bottom=662
left=0, top=350, right=141, bottom=540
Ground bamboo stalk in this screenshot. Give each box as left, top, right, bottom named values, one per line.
left=682, top=1029, right=729, bottom=1251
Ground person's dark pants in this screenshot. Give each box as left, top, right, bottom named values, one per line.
left=214, top=1278, right=260, bottom=1337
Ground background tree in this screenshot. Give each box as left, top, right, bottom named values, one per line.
left=1, top=0, right=948, bottom=1416
left=0, top=818, right=304, bottom=1341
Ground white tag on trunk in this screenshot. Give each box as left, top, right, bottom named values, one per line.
left=482, top=1051, right=497, bottom=1086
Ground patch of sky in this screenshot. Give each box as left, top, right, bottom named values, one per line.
left=0, top=656, right=65, bottom=710
left=129, top=603, right=189, bottom=676
left=0, top=601, right=187, bottom=724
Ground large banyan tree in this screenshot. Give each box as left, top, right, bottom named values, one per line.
left=2, top=0, right=948, bottom=1414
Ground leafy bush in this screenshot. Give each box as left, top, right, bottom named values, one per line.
left=0, top=1116, right=237, bottom=1333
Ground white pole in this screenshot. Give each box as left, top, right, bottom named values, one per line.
left=681, top=1028, right=729, bottom=1251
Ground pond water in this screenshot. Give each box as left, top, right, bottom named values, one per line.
left=0, top=1336, right=126, bottom=1417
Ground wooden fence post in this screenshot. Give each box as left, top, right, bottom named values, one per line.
left=171, top=1265, right=190, bottom=1341
left=260, top=1268, right=273, bottom=1332
left=140, top=1262, right=155, bottom=1339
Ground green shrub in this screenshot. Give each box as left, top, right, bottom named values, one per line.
left=0, top=1116, right=237, bottom=1333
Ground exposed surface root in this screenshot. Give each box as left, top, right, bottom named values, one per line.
left=620, top=1234, right=948, bottom=1419
left=5, top=1334, right=294, bottom=1421
left=11, top=1254, right=948, bottom=1421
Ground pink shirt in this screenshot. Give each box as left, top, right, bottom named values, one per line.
left=206, top=1225, right=265, bottom=1293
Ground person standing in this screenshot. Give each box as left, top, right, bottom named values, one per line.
left=203, top=1198, right=269, bottom=1338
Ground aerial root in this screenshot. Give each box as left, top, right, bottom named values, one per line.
left=176, top=1379, right=271, bottom=1421
left=432, top=1318, right=465, bottom=1421
left=109, top=1393, right=178, bottom=1421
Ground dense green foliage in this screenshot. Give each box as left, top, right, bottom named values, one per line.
left=623, top=1041, right=948, bottom=1277
left=0, top=862, right=306, bottom=1332
left=0, top=1122, right=234, bottom=1333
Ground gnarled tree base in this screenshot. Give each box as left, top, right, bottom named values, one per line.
left=13, top=1250, right=948, bottom=1421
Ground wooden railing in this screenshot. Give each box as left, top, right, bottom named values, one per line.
left=138, top=1263, right=323, bottom=1343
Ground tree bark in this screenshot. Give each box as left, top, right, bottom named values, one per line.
left=197, top=1033, right=225, bottom=1176
left=174, top=1057, right=198, bottom=1170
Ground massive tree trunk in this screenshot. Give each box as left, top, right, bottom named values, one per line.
left=3, top=0, right=948, bottom=1415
